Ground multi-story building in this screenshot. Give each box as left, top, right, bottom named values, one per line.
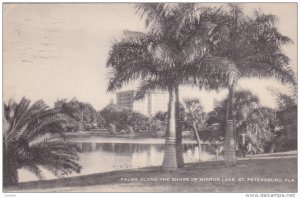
left=116, top=90, right=168, bottom=117
left=116, top=90, right=135, bottom=110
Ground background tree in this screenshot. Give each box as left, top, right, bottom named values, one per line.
left=100, top=104, right=150, bottom=133
left=55, top=98, right=98, bottom=131
left=95, top=111, right=106, bottom=129
left=153, top=111, right=168, bottom=122
left=271, top=91, right=297, bottom=152
left=3, top=98, right=81, bottom=187
left=147, top=111, right=168, bottom=138
left=244, top=106, right=276, bottom=154
left=207, top=90, right=277, bottom=155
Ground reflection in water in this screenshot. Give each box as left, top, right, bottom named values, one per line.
left=18, top=142, right=223, bottom=182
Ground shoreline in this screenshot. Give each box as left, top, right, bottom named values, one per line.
left=69, top=136, right=198, bottom=144
left=5, top=151, right=297, bottom=193
left=66, top=131, right=198, bottom=144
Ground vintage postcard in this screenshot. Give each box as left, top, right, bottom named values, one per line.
left=2, top=2, right=297, bottom=194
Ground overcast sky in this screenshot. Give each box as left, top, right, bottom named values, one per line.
left=3, top=3, right=297, bottom=112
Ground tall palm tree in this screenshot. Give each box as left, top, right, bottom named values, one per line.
left=107, top=3, right=238, bottom=170
left=3, top=98, right=81, bottom=187
left=209, top=4, right=295, bottom=165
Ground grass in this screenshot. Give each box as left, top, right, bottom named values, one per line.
left=4, top=151, right=297, bottom=193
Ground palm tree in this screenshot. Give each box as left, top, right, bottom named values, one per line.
left=183, top=99, right=207, bottom=161
left=209, top=4, right=295, bottom=165
left=107, top=3, right=238, bottom=170
left=107, top=3, right=239, bottom=169
left=3, top=98, right=81, bottom=187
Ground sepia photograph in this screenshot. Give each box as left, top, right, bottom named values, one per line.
left=2, top=2, right=298, bottom=194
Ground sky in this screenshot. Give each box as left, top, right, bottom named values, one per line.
left=3, top=3, right=297, bottom=112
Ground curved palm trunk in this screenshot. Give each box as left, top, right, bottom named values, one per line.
left=224, top=85, right=237, bottom=166
left=175, top=85, right=184, bottom=167
left=192, top=123, right=202, bottom=161
left=162, top=87, right=178, bottom=170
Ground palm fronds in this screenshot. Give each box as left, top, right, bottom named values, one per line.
left=135, top=77, right=170, bottom=99
left=3, top=98, right=81, bottom=184
left=135, top=3, right=173, bottom=36
left=211, top=5, right=295, bottom=85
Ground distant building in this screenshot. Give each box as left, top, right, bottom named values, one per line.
left=116, top=90, right=168, bottom=117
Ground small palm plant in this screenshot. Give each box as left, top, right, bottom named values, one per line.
left=3, top=98, right=81, bottom=187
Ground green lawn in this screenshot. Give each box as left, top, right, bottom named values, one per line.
left=4, top=151, right=297, bottom=193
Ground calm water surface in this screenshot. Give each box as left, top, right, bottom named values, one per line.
left=19, top=137, right=221, bottom=182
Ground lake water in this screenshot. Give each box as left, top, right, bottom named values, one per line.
left=18, top=137, right=223, bottom=182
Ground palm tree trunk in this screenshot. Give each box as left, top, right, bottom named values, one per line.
left=192, top=123, right=202, bottom=161
left=175, top=85, right=184, bottom=167
left=3, top=116, right=18, bottom=187
left=81, top=110, right=84, bottom=130
left=224, top=85, right=237, bottom=166
left=3, top=137, right=18, bottom=187
left=162, top=87, right=178, bottom=170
